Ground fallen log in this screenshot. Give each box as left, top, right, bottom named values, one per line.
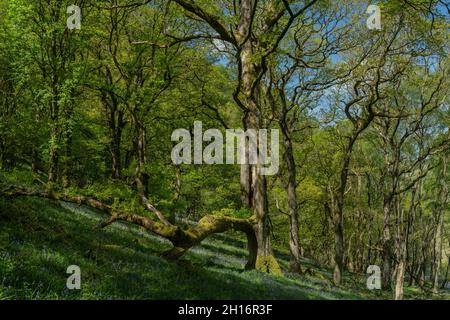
left=1, top=185, right=258, bottom=269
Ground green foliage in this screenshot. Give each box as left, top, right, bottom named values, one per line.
left=256, top=255, right=283, bottom=277
left=211, top=207, right=252, bottom=219
left=0, top=0, right=448, bottom=300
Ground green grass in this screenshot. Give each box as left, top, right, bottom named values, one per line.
left=0, top=196, right=448, bottom=300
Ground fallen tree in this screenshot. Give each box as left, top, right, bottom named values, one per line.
left=1, top=185, right=258, bottom=270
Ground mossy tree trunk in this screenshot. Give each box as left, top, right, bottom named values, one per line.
left=235, top=11, right=281, bottom=274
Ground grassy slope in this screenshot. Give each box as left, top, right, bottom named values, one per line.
left=0, top=197, right=448, bottom=300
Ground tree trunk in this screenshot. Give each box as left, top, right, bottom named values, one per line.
left=48, top=125, right=59, bottom=185
left=240, top=163, right=253, bottom=208
left=111, top=135, right=121, bottom=179
left=31, top=147, right=39, bottom=174
left=235, top=31, right=280, bottom=273
left=280, top=119, right=301, bottom=273
left=62, top=133, right=73, bottom=188
left=99, top=65, right=125, bottom=180
left=133, top=119, right=150, bottom=194
left=48, top=90, right=59, bottom=186
left=111, top=110, right=124, bottom=180
left=441, top=257, right=449, bottom=289
left=432, top=213, right=443, bottom=293
left=48, top=26, right=60, bottom=187
left=333, top=211, right=344, bottom=284
left=107, top=100, right=124, bottom=180
left=394, top=197, right=407, bottom=300
left=394, top=258, right=406, bottom=300
left=253, top=170, right=279, bottom=272
left=433, top=156, right=447, bottom=293
left=333, top=145, right=354, bottom=285
left=382, top=196, right=393, bottom=290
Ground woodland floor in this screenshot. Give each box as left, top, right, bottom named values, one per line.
left=0, top=196, right=448, bottom=300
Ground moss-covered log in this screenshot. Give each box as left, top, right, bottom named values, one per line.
left=1, top=186, right=258, bottom=270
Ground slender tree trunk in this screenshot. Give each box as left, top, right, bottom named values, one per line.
left=136, top=124, right=149, bottom=190
left=48, top=125, right=59, bottom=185
left=31, top=147, right=39, bottom=174
left=62, top=100, right=74, bottom=188
left=333, top=211, right=345, bottom=284
left=31, top=110, right=41, bottom=175
left=382, top=196, right=393, bottom=290
left=419, top=263, right=426, bottom=287
left=240, top=155, right=253, bottom=208
left=394, top=193, right=407, bottom=300
left=394, top=258, right=406, bottom=300
left=110, top=109, right=124, bottom=180
left=253, top=169, right=277, bottom=271
left=99, top=66, right=125, bottom=180
left=280, top=119, right=301, bottom=272
left=381, top=148, right=401, bottom=291
left=240, top=113, right=253, bottom=208
left=333, top=142, right=355, bottom=285
left=62, top=133, right=73, bottom=188
left=433, top=156, right=447, bottom=293
left=171, top=165, right=182, bottom=211
left=48, top=23, right=60, bottom=187
left=441, top=257, right=449, bottom=289
left=288, top=211, right=301, bottom=272
left=111, top=137, right=121, bottom=179
left=48, top=93, right=59, bottom=185
left=432, top=214, right=443, bottom=293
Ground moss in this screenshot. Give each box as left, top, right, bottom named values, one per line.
left=152, top=223, right=178, bottom=238
left=255, top=254, right=283, bottom=276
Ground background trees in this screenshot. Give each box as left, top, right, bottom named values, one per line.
left=0, top=0, right=448, bottom=299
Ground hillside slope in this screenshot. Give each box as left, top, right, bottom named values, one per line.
left=0, top=197, right=447, bottom=300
